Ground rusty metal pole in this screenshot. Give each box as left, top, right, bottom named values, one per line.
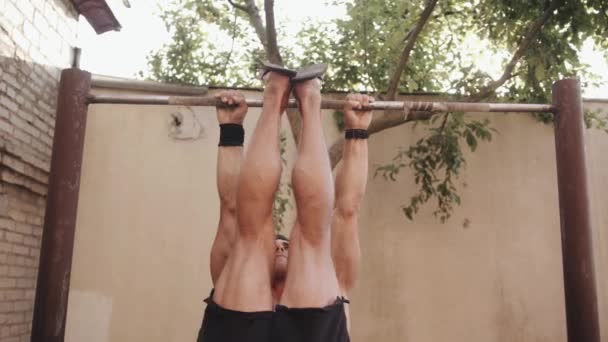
left=552, top=78, right=601, bottom=342
left=31, top=68, right=91, bottom=342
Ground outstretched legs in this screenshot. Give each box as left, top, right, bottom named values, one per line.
left=213, top=73, right=291, bottom=312
left=280, top=79, right=341, bottom=308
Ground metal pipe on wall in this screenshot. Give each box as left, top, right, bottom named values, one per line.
left=552, top=78, right=601, bottom=342
left=31, top=68, right=92, bottom=342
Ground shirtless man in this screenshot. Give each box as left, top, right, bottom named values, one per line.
left=198, top=70, right=373, bottom=342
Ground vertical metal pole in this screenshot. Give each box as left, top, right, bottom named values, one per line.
left=31, top=68, right=91, bottom=342
left=552, top=78, right=601, bottom=342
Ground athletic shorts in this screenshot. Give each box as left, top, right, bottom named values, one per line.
left=270, top=297, right=351, bottom=342
left=197, top=290, right=274, bottom=342
left=197, top=291, right=350, bottom=342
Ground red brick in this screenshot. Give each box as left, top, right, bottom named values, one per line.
left=2, top=2, right=23, bottom=27
left=17, top=107, right=35, bottom=124
left=28, top=248, right=38, bottom=259
left=12, top=244, right=28, bottom=256
left=9, top=323, right=26, bottom=335
left=4, top=289, right=24, bottom=301
left=0, top=96, right=18, bottom=112
left=11, top=30, right=30, bottom=53
left=12, top=128, right=31, bottom=145
left=0, top=218, right=16, bottom=230
left=14, top=223, right=32, bottom=235
left=2, top=154, right=26, bottom=174
left=24, top=290, right=34, bottom=300
left=14, top=1, right=34, bottom=19
left=13, top=301, right=29, bottom=312
left=0, top=325, right=9, bottom=338
left=0, top=301, right=14, bottom=313
left=15, top=278, right=33, bottom=289
left=22, top=236, right=38, bottom=248
left=22, top=20, right=40, bottom=47
left=30, top=227, right=42, bottom=237
left=0, top=118, right=14, bottom=134
left=1, top=170, right=23, bottom=187
left=6, top=86, right=16, bottom=98
left=7, top=311, right=25, bottom=324
left=5, top=231, right=22, bottom=244
left=7, top=208, right=25, bottom=222
left=8, top=266, right=26, bottom=277
left=0, top=277, right=16, bottom=288
left=14, top=256, right=26, bottom=266
left=0, top=105, right=9, bottom=119
left=33, top=11, right=50, bottom=34
left=0, top=241, right=12, bottom=253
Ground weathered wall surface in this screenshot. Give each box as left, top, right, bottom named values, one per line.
left=67, top=86, right=607, bottom=342
left=0, top=1, right=78, bottom=340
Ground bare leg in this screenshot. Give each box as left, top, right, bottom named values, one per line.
left=213, top=74, right=291, bottom=312
left=281, top=79, right=341, bottom=308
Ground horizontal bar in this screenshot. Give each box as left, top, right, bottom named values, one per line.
left=87, top=94, right=554, bottom=113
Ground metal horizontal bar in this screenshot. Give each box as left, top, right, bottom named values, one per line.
left=87, top=94, right=554, bottom=113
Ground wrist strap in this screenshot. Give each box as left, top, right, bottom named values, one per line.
left=345, top=129, right=369, bottom=140
left=219, top=124, right=244, bottom=146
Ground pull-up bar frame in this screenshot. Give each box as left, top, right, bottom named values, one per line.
left=31, top=69, right=601, bottom=342
left=87, top=93, right=555, bottom=113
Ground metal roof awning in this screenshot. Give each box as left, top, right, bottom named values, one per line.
left=71, top=0, right=121, bottom=34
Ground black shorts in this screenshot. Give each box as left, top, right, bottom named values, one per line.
left=270, top=297, right=350, bottom=342
left=197, top=290, right=274, bottom=342
left=197, top=291, right=350, bottom=342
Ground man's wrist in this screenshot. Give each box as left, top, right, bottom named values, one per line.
left=219, top=124, right=245, bottom=146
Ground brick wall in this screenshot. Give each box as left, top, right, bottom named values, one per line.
left=0, top=0, right=78, bottom=341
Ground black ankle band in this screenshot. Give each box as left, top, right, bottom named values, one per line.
left=345, top=129, right=369, bottom=140
left=219, top=124, right=244, bottom=146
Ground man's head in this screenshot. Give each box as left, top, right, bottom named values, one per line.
left=273, top=234, right=289, bottom=280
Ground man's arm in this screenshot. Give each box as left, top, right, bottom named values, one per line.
left=209, top=90, right=247, bottom=285
left=331, top=94, right=373, bottom=295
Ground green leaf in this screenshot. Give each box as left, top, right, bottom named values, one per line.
left=465, top=131, right=478, bottom=151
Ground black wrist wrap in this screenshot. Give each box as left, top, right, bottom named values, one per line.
left=345, top=129, right=369, bottom=140
left=219, top=124, right=244, bottom=146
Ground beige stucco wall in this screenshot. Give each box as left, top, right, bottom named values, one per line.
left=65, top=87, right=607, bottom=342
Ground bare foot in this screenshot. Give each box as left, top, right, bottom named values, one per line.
left=293, top=79, right=322, bottom=111
left=263, top=72, right=291, bottom=112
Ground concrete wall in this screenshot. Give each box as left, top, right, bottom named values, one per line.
left=0, top=1, right=78, bottom=340
left=66, top=86, right=607, bottom=342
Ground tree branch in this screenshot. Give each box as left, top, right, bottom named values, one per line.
left=329, top=109, right=435, bottom=168
left=264, top=0, right=282, bottom=64
left=386, top=0, right=439, bottom=100
left=228, top=0, right=269, bottom=51
left=329, top=0, right=439, bottom=166
left=227, top=0, right=248, bottom=13
left=468, top=0, right=559, bottom=101
left=330, top=0, right=560, bottom=168
left=230, top=0, right=302, bottom=144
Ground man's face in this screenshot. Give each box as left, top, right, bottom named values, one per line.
left=273, top=239, right=289, bottom=278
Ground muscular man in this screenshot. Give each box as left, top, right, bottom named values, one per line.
left=198, top=70, right=373, bottom=342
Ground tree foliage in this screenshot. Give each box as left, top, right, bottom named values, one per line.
left=147, top=0, right=608, bottom=223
